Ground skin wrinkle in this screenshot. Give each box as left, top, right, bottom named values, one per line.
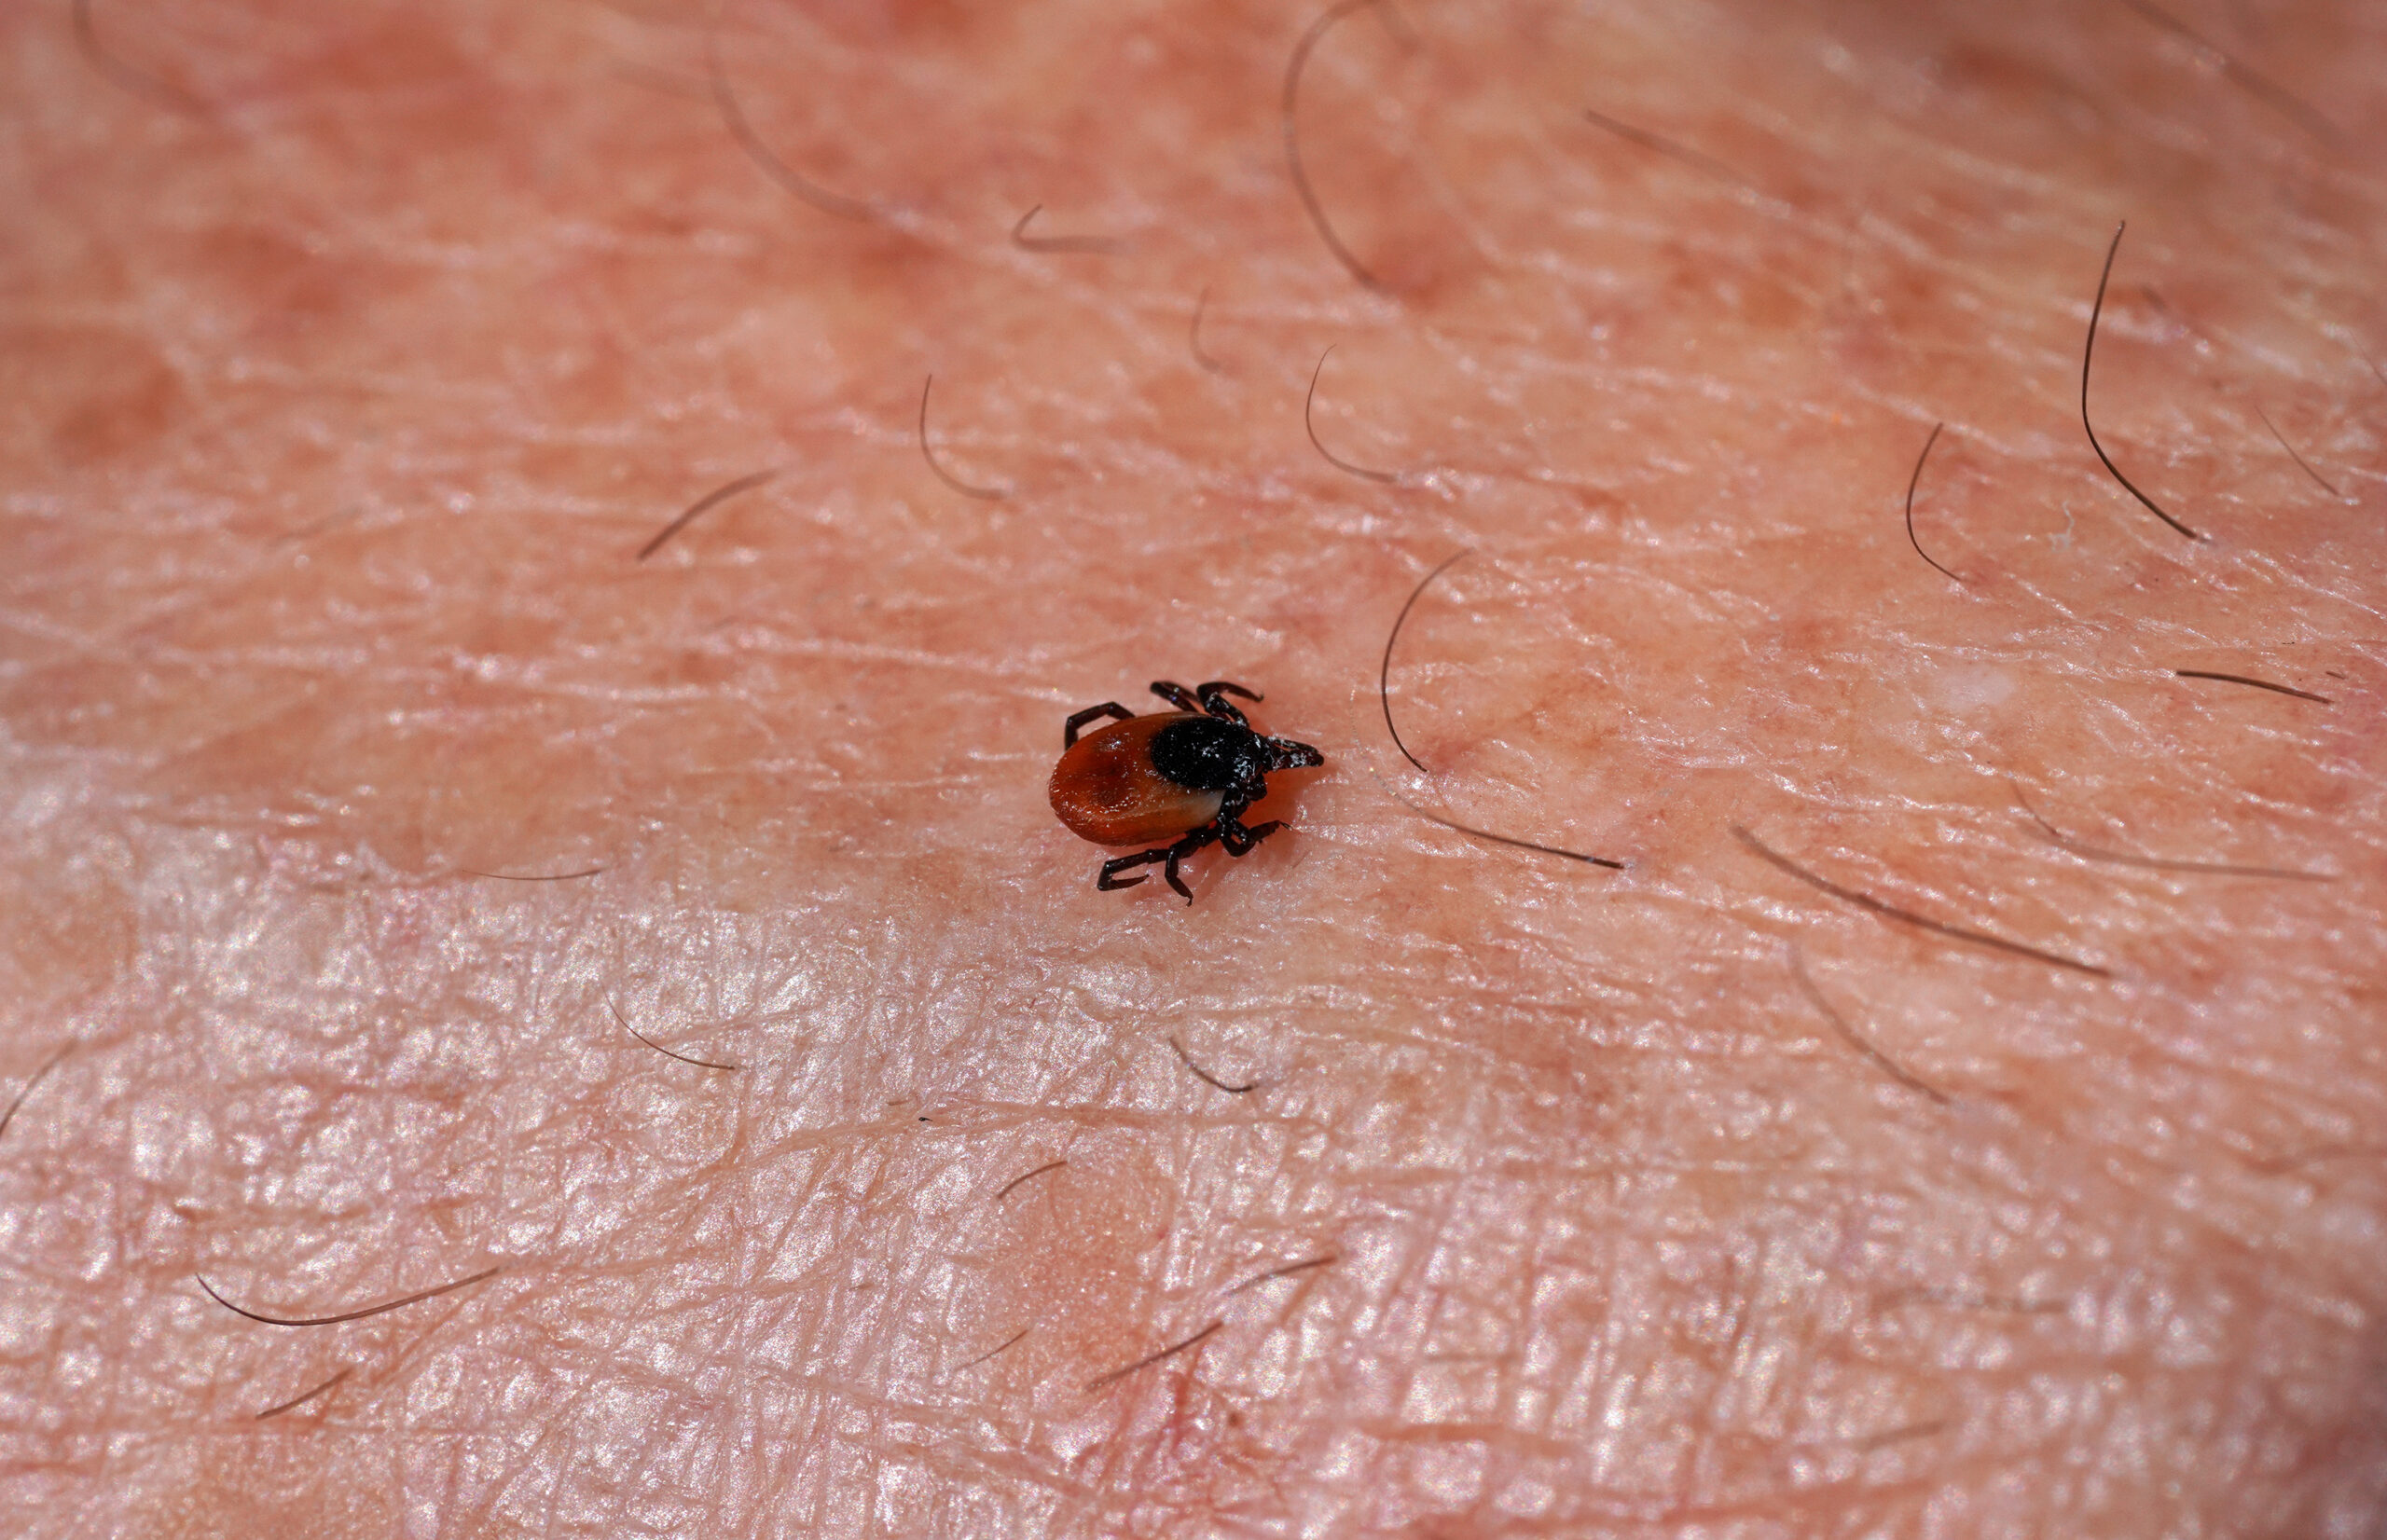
left=5, top=0, right=2386, bottom=1536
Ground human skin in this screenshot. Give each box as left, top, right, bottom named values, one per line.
left=4, top=0, right=2385, bottom=1534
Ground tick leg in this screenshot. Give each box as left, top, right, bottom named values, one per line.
left=1097, top=848, right=1169, bottom=890
left=1163, top=825, right=1221, bottom=903
left=1221, top=819, right=1282, bottom=857
left=1066, top=702, right=1136, bottom=747
left=1149, top=681, right=1201, bottom=713
left=1195, top=681, right=1261, bottom=725
left=1216, top=800, right=1279, bottom=856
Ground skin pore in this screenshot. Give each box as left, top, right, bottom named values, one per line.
left=4, top=0, right=2385, bottom=1533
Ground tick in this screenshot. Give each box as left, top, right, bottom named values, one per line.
left=1049, top=681, right=1326, bottom=902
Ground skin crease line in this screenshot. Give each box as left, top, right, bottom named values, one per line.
left=3, top=2, right=2384, bottom=1537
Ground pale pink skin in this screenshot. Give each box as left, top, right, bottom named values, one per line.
left=5, top=1, right=2386, bottom=1534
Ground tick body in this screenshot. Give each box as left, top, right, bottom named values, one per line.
left=1050, top=681, right=1325, bottom=902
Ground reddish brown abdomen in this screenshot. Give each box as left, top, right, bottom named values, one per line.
left=1049, top=714, right=1226, bottom=846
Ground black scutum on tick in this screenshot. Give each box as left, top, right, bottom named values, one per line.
left=1150, top=716, right=1265, bottom=793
